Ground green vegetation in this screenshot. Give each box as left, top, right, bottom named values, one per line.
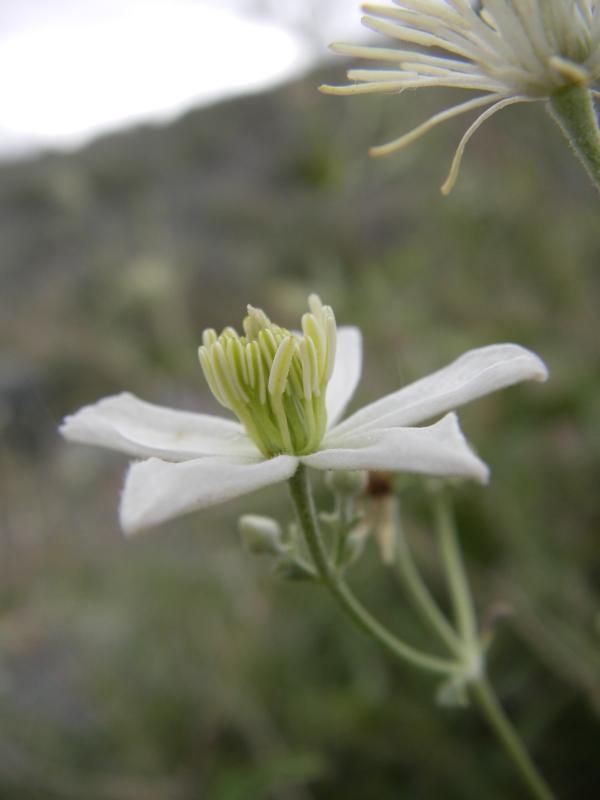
left=0, top=67, right=599, bottom=798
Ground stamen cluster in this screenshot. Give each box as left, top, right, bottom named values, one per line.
left=198, top=295, right=337, bottom=458
left=322, top=0, right=600, bottom=192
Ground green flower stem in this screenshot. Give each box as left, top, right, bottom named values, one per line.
left=470, top=678, right=555, bottom=800
left=289, top=466, right=555, bottom=799
left=432, top=488, right=478, bottom=652
left=548, top=85, right=600, bottom=195
left=394, top=517, right=464, bottom=657
left=288, top=464, right=458, bottom=677
left=431, top=489, right=555, bottom=800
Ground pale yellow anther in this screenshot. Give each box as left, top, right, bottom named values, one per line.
left=226, top=337, right=249, bottom=395
left=248, top=341, right=267, bottom=404
left=202, top=329, right=217, bottom=348
left=258, top=328, right=278, bottom=364
left=198, top=346, right=225, bottom=405
left=268, top=336, right=297, bottom=396
left=302, top=313, right=327, bottom=378
left=308, top=293, right=323, bottom=316
left=244, top=305, right=271, bottom=340
left=323, top=308, right=337, bottom=380
left=245, top=342, right=256, bottom=389
left=299, top=338, right=314, bottom=401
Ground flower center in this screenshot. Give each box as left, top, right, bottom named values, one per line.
left=198, top=295, right=336, bottom=458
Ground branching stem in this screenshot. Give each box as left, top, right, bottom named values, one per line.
left=287, top=465, right=556, bottom=800
left=288, top=464, right=457, bottom=676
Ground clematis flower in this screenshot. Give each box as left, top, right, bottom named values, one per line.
left=321, top=0, right=600, bottom=192
left=60, top=295, right=547, bottom=534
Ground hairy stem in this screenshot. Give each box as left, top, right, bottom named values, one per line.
left=548, top=85, right=600, bottom=195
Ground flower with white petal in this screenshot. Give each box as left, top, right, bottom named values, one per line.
left=321, top=0, right=600, bottom=192
left=60, top=295, right=548, bottom=534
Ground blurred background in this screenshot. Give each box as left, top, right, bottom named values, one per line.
left=1, top=1, right=599, bottom=798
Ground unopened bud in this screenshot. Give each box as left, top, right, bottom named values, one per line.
left=325, top=469, right=368, bottom=496
left=238, top=515, right=284, bottom=556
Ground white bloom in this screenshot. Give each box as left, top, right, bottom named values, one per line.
left=321, top=0, right=600, bottom=192
left=60, top=295, right=547, bottom=534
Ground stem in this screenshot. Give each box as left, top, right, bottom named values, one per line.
left=432, top=489, right=478, bottom=651
left=470, top=678, right=556, bottom=800
left=394, top=517, right=464, bottom=657
left=289, top=467, right=556, bottom=799
left=288, top=465, right=457, bottom=677
left=548, top=85, right=600, bottom=194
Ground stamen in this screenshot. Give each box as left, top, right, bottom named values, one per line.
left=268, top=337, right=297, bottom=397
left=202, top=329, right=217, bottom=347
left=440, top=95, right=532, bottom=194
left=369, top=93, right=503, bottom=157
left=198, top=296, right=337, bottom=457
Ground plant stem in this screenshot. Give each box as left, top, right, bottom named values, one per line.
left=288, top=464, right=457, bottom=676
left=289, top=466, right=556, bottom=800
left=431, top=490, right=556, bottom=800
left=470, top=678, right=556, bottom=800
left=432, top=489, right=478, bottom=652
left=548, top=85, right=600, bottom=194
left=394, top=515, right=464, bottom=656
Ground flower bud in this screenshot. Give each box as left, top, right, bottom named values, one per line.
left=325, top=469, right=368, bottom=496
left=238, top=514, right=284, bottom=556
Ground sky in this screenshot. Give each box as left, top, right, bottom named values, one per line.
left=0, top=0, right=366, bottom=159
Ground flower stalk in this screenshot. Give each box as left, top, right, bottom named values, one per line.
left=548, top=85, right=600, bottom=194
left=288, top=464, right=458, bottom=676
left=431, top=490, right=555, bottom=800
left=394, top=510, right=464, bottom=656
left=470, top=678, right=555, bottom=800
left=432, top=487, right=479, bottom=656
left=289, top=464, right=555, bottom=800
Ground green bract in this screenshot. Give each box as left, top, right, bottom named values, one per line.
left=198, top=295, right=337, bottom=458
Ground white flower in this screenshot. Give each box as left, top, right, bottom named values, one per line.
left=321, top=0, right=600, bottom=192
left=60, top=295, right=547, bottom=534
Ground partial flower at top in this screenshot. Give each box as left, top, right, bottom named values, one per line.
left=60, top=295, right=547, bottom=534
left=321, top=0, right=600, bottom=192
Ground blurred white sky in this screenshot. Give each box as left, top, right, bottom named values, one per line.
left=0, top=0, right=365, bottom=159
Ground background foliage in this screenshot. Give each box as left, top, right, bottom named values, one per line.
left=1, top=66, right=599, bottom=798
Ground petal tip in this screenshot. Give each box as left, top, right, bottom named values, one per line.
left=514, top=348, right=549, bottom=384
left=474, top=459, right=491, bottom=485
left=118, top=460, right=156, bottom=536
left=58, top=408, right=92, bottom=442
left=532, top=357, right=549, bottom=383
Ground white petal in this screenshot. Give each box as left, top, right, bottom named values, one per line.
left=332, top=344, right=547, bottom=435
left=120, top=454, right=299, bottom=535
left=304, top=414, right=488, bottom=483
left=326, top=325, right=362, bottom=428
left=60, top=392, right=257, bottom=461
